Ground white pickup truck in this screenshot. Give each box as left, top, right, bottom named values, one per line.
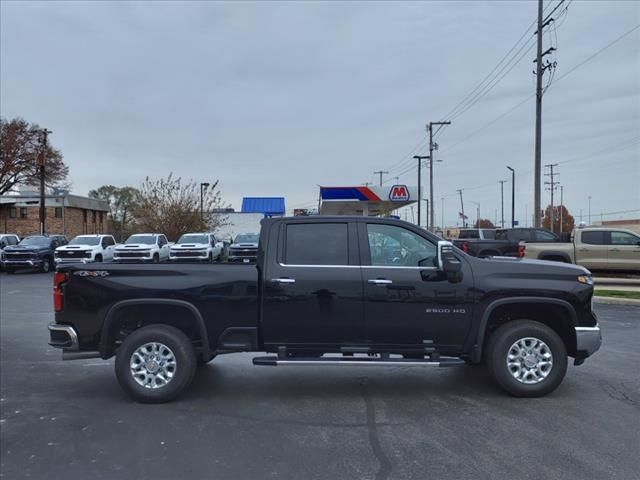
left=113, top=233, right=170, bottom=263
left=169, top=232, right=223, bottom=262
left=524, top=227, right=640, bottom=271
left=55, top=234, right=117, bottom=264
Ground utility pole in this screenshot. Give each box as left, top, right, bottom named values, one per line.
left=471, top=201, right=480, bottom=228
left=441, top=197, right=445, bottom=231
left=498, top=180, right=507, bottom=228
left=457, top=189, right=466, bottom=228
left=427, top=121, right=451, bottom=231
left=507, top=166, right=515, bottom=227
left=38, top=129, right=52, bottom=235
left=413, top=156, right=429, bottom=228
left=533, top=0, right=558, bottom=227
left=544, top=163, right=559, bottom=232
left=559, top=185, right=564, bottom=234
left=373, top=171, right=388, bottom=186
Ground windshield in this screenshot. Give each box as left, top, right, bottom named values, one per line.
left=126, top=235, right=157, bottom=245
left=234, top=234, right=259, bottom=244
left=177, top=234, right=209, bottom=244
left=19, top=237, right=50, bottom=247
left=69, top=236, right=100, bottom=246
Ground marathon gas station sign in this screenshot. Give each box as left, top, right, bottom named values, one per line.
left=319, top=185, right=418, bottom=216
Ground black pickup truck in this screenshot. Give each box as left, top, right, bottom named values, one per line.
left=453, top=227, right=560, bottom=258
left=48, top=216, right=601, bottom=403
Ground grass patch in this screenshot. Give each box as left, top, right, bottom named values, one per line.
left=594, top=289, right=640, bottom=300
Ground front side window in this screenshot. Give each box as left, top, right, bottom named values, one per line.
left=581, top=231, right=606, bottom=245
left=610, top=231, right=640, bottom=246
left=367, top=224, right=437, bottom=267
left=285, top=223, right=348, bottom=265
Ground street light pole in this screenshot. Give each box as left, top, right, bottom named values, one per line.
left=507, top=166, right=515, bottom=227
left=413, top=155, right=429, bottom=228
left=498, top=180, right=507, bottom=228
left=200, top=182, right=210, bottom=222
left=588, top=196, right=592, bottom=225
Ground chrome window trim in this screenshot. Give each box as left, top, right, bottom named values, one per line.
left=278, top=262, right=437, bottom=271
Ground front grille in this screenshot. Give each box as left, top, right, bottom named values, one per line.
left=229, top=248, right=257, bottom=258
left=172, top=250, right=206, bottom=257
left=4, top=252, right=36, bottom=260
left=115, top=251, right=149, bottom=258
left=58, top=250, right=90, bottom=259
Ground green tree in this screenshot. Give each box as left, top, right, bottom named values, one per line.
left=88, top=185, right=140, bottom=242
left=0, top=117, right=69, bottom=195
left=133, top=174, right=228, bottom=241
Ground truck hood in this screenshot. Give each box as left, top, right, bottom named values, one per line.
left=475, top=256, right=590, bottom=276
left=171, top=243, right=208, bottom=249
left=116, top=244, right=154, bottom=250
left=4, top=245, right=49, bottom=253
left=57, top=245, right=95, bottom=251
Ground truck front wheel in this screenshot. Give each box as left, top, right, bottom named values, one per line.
left=115, top=325, right=196, bottom=403
left=486, top=320, right=567, bottom=397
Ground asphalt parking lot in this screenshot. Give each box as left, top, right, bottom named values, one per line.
left=1, top=272, right=639, bottom=480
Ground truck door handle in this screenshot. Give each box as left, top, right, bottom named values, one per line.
left=609, top=248, right=620, bottom=252
left=368, top=279, right=393, bottom=285
left=578, top=248, right=589, bottom=252
left=272, top=278, right=296, bottom=284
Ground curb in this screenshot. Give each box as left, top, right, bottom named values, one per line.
left=593, top=296, right=640, bottom=306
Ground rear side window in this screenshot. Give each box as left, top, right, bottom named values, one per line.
left=581, top=231, right=606, bottom=245
left=285, top=223, right=348, bottom=265
left=508, top=229, right=532, bottom=242
left=459, top=230, right=479, bottom=239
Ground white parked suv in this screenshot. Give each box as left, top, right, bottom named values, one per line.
left=114, top=233, right=170, bottom=263
left=0, top=234, right=21, bottom=270
left=169, top=232, right=223, bottom=263
left=55, top=234, right=117, bottom=264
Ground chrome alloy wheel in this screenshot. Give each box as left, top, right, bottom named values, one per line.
left=130, top=342, right=177, bottom=389
left=506, top=337, right=553, bottom=384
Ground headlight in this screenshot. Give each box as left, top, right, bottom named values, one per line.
left=578, top=275, right=593, bottom=285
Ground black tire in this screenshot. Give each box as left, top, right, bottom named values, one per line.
left=486, top=320, right=567, bottom=397
left=115, top=325, right=197, bottom=403
left=95, top=254, right=103, bottom=263
left=40, top=257, right=52, bottom=273
left=152, top=254, right=159, bottom=264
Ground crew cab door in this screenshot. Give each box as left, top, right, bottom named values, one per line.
left=607, top=230, right=640, bottom=271
left=576, top=230, right=608, bottom=270
left=359, top=222, right=474, bottom=351
left=158, top=235, right=170, bottom=260
left=261, top=221, right=364, bottom=347
left=101, top=236, right=116, bottom=261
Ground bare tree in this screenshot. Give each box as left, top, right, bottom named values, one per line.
left=134, top=174, right=228, bottom=241
left=89, top=185, right=141, bottom=242
left=0, top=117, right=69, bottom=195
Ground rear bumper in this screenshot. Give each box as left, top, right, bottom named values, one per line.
left=48, top=323, right=79, bottom=350
left=575, top=325, right=602, bottom=359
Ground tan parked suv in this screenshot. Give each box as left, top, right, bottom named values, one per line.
left=524, top=227, right=640, bottom=271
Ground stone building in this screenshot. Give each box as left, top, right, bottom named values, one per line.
left=0, top=192, right=109, bottom=240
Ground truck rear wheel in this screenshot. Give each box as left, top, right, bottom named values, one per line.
left=115, top=325, right=196, bottom=403
left=486, top=320, right=567, bottom=397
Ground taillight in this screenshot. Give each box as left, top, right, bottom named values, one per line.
left=518, top=242, right=526, bottom=258
left=462, top=242, right=469, bottom=254
left=53, top=272, right=69, bottom=312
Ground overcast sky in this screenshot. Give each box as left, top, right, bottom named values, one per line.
left=1, top=0, right=638, bottom=226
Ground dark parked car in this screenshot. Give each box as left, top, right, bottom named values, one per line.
left=227, top=233, right=259, bottom=263
left=48, top=216, right=601, bottom=403
left=453, top=227, right=560, bottom=257
left=2, top=235, right=66, bottom=273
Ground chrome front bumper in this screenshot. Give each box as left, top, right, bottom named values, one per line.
left=575, top=325, right=602, bottom=357
left=55, top=258, right=93, bottom=264
left=1, top=259, right=43, bottom=266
